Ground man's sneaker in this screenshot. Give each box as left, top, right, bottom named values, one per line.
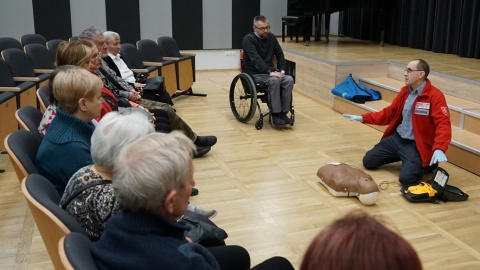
left=280, top=113, right=292, bottom=124
left=194, top=146, right=211, bottom=158
left=271, top=114, right=287, bottom=126
left=195, top=136, right=217, bottom=147
left=191, top=187, right=199, bottom=196
left=193, top=207, right=218, bottom=219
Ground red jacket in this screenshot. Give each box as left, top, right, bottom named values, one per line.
left=362, top=79, right=451, bottom=166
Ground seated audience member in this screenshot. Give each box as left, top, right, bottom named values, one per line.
left=300, top=210, right=422, bottom=270
left=79, top=26, right=217, bottom=157
left=103, top=30, right=172, bottom=105
left=91, top=132, right=294, bottom=270
left=55, top=39, right=171, bottom=133
left=36, top=67, right=103, bottom=195
left=60, top=111, right=216, bottom=241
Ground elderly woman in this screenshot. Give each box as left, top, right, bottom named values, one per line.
left=56, top=39, right=171, bottom=132
left=35, top=67, right=103, bottom=195
left=91, top=132, right=293, bottom=270
left=60, top=111, right=216, bottom=241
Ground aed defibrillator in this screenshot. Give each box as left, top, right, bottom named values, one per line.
left=401, top=167, right=469, bottom=203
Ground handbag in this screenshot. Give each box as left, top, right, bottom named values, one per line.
left=177, top=210, right=228, bottom=247
left=141, top=76, right=174, bottom=105
left=331, top=74, right=382, bottom=104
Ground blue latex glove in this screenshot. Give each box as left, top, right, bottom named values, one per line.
left=429, top=149, right=447, bottom=166
left=342, top=114, right=363, bottom=122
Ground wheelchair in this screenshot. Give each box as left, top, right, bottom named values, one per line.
left=229, top=72, right=294, bottom=130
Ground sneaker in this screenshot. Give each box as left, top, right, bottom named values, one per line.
left=271, top=114, right=287, bottom=126
left=195, top=136, right=217, bottom=147
left=280, top=113, right=292, bottom=124
left=193, top=207, right=218, bottom=219
left=194, top=146, right=211, bottom=158
left=191, top=187, right=199, bottom=196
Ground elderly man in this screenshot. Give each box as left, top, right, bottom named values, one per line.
left=344, top=59, right=451, bottom=188
left=78, top=26, right=217, bottom=159
left=102, top=30, right=173, bottom=105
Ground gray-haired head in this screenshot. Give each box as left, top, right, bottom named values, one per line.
left=91, top=111, right=155, bottom=170
left=113, top=131, right=195, bottom=213
left=103, top=31, right=120, bottom=45
left=79, top=26, right=103, bottom=41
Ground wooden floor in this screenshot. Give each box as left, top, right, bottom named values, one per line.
left=2, top=36, right=480, bottom=269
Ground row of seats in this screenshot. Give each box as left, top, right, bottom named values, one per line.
left=332, top=76, right=480, bottom=176
left=0, top=33, right=207, bottom=147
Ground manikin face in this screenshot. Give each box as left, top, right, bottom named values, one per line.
left=253, top=19, right=271, bottom=39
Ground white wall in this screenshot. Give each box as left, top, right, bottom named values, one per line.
left=187, top=49, right=241, bottom=70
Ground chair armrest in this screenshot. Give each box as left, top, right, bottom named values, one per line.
left=0, top=87, right=21, bottom=92
left=163, top=57, right=180, bottom=61
left=13, top=77, right=40, bottom=82
left=34, top=69, right=54, bottom=74
left=143, top=61, right=164, bottom=67
left=131, top=68, right=149, bottom=73
left=181, top=52, right=196, bottom=57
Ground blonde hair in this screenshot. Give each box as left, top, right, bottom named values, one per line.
left=53, top=68, right=103, bottom=114
left=55, top=39, right=95, bottom=67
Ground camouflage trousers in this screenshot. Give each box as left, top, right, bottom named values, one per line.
left=139, top=99, right=197, bottom=141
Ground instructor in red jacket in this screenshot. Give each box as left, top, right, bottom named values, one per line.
left=343, top=59, right=451, bottom=188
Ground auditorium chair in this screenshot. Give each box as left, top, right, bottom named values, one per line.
left=137, top=39, right=179, bottom=97
left=120, top=43, right=159, bottom=77
left=157, top=36, right=205, bottom=98
left=36, top=85, right=51, bottom=112
left=20, top=33, right=47, bottom=47
left=21, top=174, right=88, bottom=270
left=46, top=39, right=65, bottom=61
left=15, top=105, right=43, bottom=138
left=24, top=43, right=56, bottom=74
left=0, top=37, right=22, bottom=52
left=0, top=58, right=37, bottom=113
left=1, top=48, right=50, bottom=92
left=59, top=232, right=98, bottom=270
left=4, top=129, right=41, bottom=182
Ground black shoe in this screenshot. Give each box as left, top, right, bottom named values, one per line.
left=194, top=146, right=211, bottom=158
left=271, top=114, right=287, bottom=126
left=191, top=187, right=199, bottom=196
left=280, top=113, right=292, bottom=124
left=195, top=136, right=217, bottom=147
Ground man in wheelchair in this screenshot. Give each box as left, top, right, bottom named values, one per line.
left=242, top=15, right=295, bottom=126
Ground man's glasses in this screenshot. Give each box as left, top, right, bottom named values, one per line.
left=404, top=68, right=423, bottom=73
left=255, top=26, right=271, bottom=31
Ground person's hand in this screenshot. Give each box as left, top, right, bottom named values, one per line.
left=342, top=114, right=363, bottom=122
left=129, top=90, right=142, bottom=102
left=269, top=71, right=282, bottom=79
left=429, top=149, right=447, bottom=166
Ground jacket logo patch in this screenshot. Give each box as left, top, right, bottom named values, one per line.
left=441, top=106, right=449, bottom=115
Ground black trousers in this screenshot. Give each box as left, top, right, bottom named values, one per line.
left=207, top=246, right=293, bottom=270
left=363, top=132, right=424, bottom=187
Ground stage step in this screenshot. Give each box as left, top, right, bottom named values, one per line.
left=333, top=77, right=480, bottom=176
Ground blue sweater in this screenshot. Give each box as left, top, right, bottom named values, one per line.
left=91, top=209, right=220, bottom=270
left=35, top=108, right=95, bottom=195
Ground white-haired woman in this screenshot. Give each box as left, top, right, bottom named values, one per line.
left=60, top=111, right=216, bottom=241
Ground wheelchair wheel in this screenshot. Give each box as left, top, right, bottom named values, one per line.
left=255, top=118, right=263, bottom=130
left=229, top=73, right=257, bottom=123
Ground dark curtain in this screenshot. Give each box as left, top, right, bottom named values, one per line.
left=339, top=0, right=480, bottom=59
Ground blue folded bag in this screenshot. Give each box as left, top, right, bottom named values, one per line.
left=331, top=74, right=382, bottom=104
